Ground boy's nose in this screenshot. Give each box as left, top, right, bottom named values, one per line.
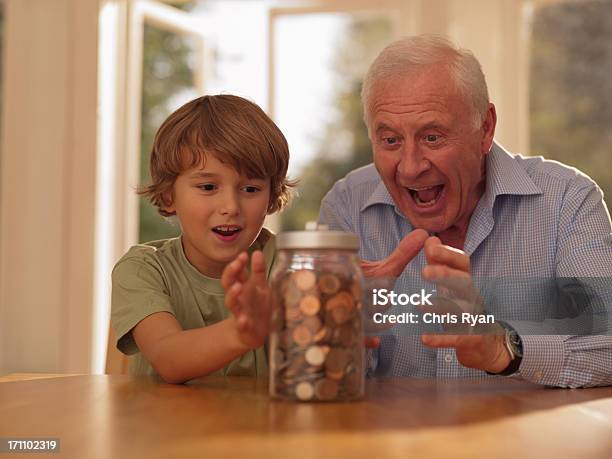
left=219, top=192, right=240, bottom=216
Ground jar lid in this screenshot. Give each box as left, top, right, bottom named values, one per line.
left=276, top=222, right=360, bottom=250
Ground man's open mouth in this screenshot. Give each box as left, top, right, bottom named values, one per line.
left=407, top=185, right=445, bottom=207
left=212, top=225, right=242, bottom=237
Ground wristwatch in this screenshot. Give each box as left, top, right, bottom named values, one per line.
left=492, top=322, right=523, bottom=376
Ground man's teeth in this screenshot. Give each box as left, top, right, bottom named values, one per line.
left=408, top=185, right=443, bottom=206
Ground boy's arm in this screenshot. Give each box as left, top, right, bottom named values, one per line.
left=132, top=312, right=250, bottom=384
left=130, top=250, right=271, bottom=384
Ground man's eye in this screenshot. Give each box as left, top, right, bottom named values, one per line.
left=198, top=183, right=216, bottom=191
left=242, top=186, right=260, bottom=193
left=382, top=136, right=400, bottom=146
left=425, top=134, right=441, bottom=143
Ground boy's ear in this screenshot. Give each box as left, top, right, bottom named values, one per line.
left=161, top=189, right=175, bottom=214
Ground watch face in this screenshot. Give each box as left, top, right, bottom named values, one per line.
left=508, top=330, right=523, bottom=358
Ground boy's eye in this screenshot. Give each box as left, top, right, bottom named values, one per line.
left=198, top=183, right=216, bottom=192
left=242, top=185, right=260, bottom=193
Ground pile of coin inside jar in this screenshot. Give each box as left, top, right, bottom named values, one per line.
left=269, top=224, right=365, bottom=402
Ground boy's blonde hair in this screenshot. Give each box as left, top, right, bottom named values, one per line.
left=139, top=94, right=295, bottom=216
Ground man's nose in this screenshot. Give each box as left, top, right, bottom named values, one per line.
left=219, top=190, right=240, bottom=216
left=397, top=141, right=431, bottom=179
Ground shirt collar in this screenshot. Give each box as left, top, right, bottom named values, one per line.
left=361, top=178, right=396, bottom=212
left=360, top=141, right=542, bottom=214
left=483, top=142, right=542, bottom=208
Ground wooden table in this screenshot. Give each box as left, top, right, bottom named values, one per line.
left=1, top=375, right=611, bottom=458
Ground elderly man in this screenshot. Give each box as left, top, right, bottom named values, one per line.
left=319, top=35, right=612, bottom=388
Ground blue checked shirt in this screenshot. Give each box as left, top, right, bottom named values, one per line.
left=319, top=142, right=612, bottom=388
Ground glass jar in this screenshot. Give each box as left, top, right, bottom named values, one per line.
left=269, top=223, right=365, bottom=401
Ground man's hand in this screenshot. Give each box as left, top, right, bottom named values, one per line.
left=420, top=236, right=512, bottom=373
left=361, top=229, right=428, bottom=348
left=361, top=229, right=429, bottom=278
left=221, top=251, right=271, bottom=349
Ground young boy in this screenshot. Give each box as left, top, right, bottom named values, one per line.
left=111, top=95, right=295, bottom=383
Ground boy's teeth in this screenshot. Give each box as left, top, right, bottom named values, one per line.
left=213, top=225, right=241, bottom=235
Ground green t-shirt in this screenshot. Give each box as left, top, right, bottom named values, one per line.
left=111, top=228, right=275, bottom=379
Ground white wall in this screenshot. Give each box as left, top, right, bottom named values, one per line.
left=0, top=0, right=102, bottom=374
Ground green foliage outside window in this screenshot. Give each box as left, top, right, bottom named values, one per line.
left=280, top=17, right=393, bottom=231
left=138, top=2, right=197, bottom=243
left=529, top=1, right=612, bottom=201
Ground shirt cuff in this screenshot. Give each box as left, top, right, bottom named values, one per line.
left=511, top=331, right=568, bottom=386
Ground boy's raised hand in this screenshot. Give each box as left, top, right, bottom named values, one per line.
left=221, top=251, right=271, bottom=349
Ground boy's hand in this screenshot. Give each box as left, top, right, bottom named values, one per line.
left=221, top=251, right=271, bottom=350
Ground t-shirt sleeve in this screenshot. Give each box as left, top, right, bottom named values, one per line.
left=111, top=256, right=176, bottom=355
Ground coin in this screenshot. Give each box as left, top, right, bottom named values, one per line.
left=338, top=324, right=355, bottom=347
left=318, top=274, right=341, bottom=295
left=285, top=305, right=303, bottom=322
left=303, top=315, right=322, bottom=334
left=305, top=345, right=326, bottom=366
left=299, top=295, right=321, bottom=316
left=315, top=378, right=339, bottom=400
left=325, top=347, right=349, bottom=373
left=326, top=291, right=354, bottom=310
left=293, top=270, right=316, bottom=291
left=284, top=354, right=306, bottom=378
left=283, top=284, right=302, bottom=308
left=295, top=381, right=315, bottom=401
left=325, top=369, right=345, bottom=381
left=313, top=326, right=330, bottom=343
left=330, top=304, right=351, bottom=325
left=292, top=325, right=313, bottom=347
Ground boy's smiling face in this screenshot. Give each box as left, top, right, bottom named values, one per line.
left=164, top=153, right=271, bottom=278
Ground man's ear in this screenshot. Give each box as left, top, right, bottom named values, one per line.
left=480, top=103, right=497, bottom=155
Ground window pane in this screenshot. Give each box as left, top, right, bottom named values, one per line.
left=275, top=13, right=394, bottom=230
left=138, top=23, right=200, bottom=243
left=530, top=1, right=612, bottom=201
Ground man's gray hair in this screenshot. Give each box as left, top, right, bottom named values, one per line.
left=361, top=35, right=490, bottom=129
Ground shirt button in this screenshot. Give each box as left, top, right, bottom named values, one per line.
left=444, top=354, right=453, bottom=363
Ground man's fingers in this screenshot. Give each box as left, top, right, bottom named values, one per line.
left=421, top=334, right=462, bottom=348
left=425, top=237, right=470, bottom=272
left=424, top=236, right=442, bottom=265
left=384, top=228, right=429, bottom=276
left=361, top=228, right=428, bottom=278
left=422, top=265, right=479, bottom=303
left=365, top=336, right=380, bottom=348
